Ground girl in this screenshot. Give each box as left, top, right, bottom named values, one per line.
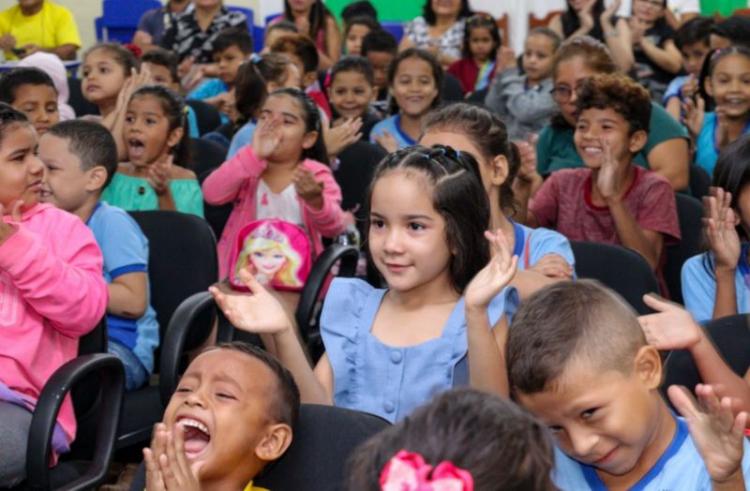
left=682, top=135, right=750, bottom=322
left=101, top=86, right=204, bottom=217
left=370, top=48, right=442, bottom=152
left=202, top=88, right=346, bottom=279
left=278, top=0, right=341, bottom=69
left=343, top=15, right=380, bottom=56
left=420, top=103, right=575, bottom=299
left=0, top=104, right=107, bottom=484
left=210, top=145, right=520, bottom=422
left=447, top=14, right=501, bottom=95
left=685, top=47, right=750, bottom=178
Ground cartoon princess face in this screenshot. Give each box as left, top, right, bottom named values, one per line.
left=251, top=246, right=288, bottom=279
left=234, top=223, right=304, bottom=288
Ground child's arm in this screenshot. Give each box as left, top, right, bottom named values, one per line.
left=666, top=97, right=682, bottom=121
left=319, top=15, right=341, bottom=70
left=109, top=273, right=148, bottom=318
left=464, top=230, right=518, bottom=397
left=705, top=188, right=741, bottom=319
left=601, top=5, right=635, bottom=73
left=512, top=139, right=544, bottom=222
left=639, top=38, right=683, bottom=75
left=294, top=166, right=346, bottom=237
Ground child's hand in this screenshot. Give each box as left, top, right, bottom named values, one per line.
left=0, top=200, right=23, bottom=244
left=575, top=0, right=597, bottom=28
left=595, top=140, right=620, bottom=201
left=528, top=253, right=573, bottom=279
left=704, top=187, right=741, bottom=272
left=638, top=293, right=703, bottom=350
left=144, top=424, right=201, bottom=491
left=668, top=384, right=747, bottom=485
left=716, top=107, right=731, bottom=151
left=209, top=270, right=294, bottom=334
left=374, top=130, right=399, bottom=153
left=324, top=117, right=363, bottom=157
left=253, top=116, right=282, bottom=160
left=144, top=422, right=169, bottom=491
left=147, top=155, right=174, bottom=196
left=496, top=46, right=517, bottom=72
left=682, top=96, right=705, bottom=140
left=294, top=166, right=324, bottom=208
left=682, top=75, right=699, bottom=100
left=465, top=229, right=518, bottom=311
left=514, top=137, right=540, bottom=185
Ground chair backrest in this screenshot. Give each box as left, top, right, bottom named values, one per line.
left=95, top=0, right=161, bottom=42
left=664, top=194, right=703, bottom=304
left=529, top=10, right=563, bottom=29
left=689, top=163, right=711, bottom=199
left=189, top=137, right=228, bottom=177
left=381, top=21, right=405, bottom=43
left=226, top=5, right=254, bottom=33
left=186, top=99, right=223, bottom=136
left=570, top=241, right=659, bottom=314
left=441, top=73, right=464, bottom=102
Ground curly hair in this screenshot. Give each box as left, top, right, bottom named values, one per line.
left=575, top=73, right=651, bottom=134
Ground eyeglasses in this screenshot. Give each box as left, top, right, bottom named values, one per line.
left=550, top=85, right=574, bottom=102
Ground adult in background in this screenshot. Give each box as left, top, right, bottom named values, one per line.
left=0, top=0, right=80, bottom=60
left=399, top=0, right=472, bottom=68
left=272, top=0, right=341, bottom=70
left=133, top=0, right=192, bottom=54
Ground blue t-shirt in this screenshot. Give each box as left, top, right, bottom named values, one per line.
left=188, top=78, right=228, bottom=101
left=369, top=115, right=416, bottom=150
left=512, top=221, right=576, bottom=273
left=663, top=75, right=688, bottom=104
left=227, top=120, right=256, bottom=158
left=696, top=112, right=750, bottom=177
left=87, top=202, right=159, bottom=373
left=552, top=417, right=750, bottom=490
left=186, top=105, right=199, bottom=138
left=681, top=249, right=750, bottom=323
left=320, top=277, right=518, bottom=423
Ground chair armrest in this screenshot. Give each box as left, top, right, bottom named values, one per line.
left=26, top=354, right=124, bottom=491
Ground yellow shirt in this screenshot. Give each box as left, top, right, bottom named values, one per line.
left=243, top=482, right=269, bottom=491
left=0, top=1, right=81, bottom=60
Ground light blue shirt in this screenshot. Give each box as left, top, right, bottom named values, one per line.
left=320, top=277, right=518, bottom=423
left=369, top=115, right=416, bottom=150
left=227, top=120, right=256, bottom=158
left=696, top=112, right=750, bottom=177
left=681, top=250, right=750, bottom=323
left=512, top=221, right=576, bottom=273
left=188, top=78, right=228, bottom=101
left=87, top=202, right=159, bottom=373
left=663, top=75, right=688, bottom=104
left=552, top=417, right=750, bottom=490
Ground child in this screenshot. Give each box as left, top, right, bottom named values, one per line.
left=271, top=33, right=331, bottom=119
left=346, top=388, right=556, bottom=490
left=664, top=16, right=713, bottom=121
left=420, top=103, right=575, bottom=300
left=685, top=47, right=750, bottom=178
left=361, top=29, right=398, bottom=117
left=210, top=145, right=520, bottom=421
left=102, top=85, right=204, bottom=217
left=526, top=74, right=680, bottom=291
left=447, top=14, right=501, bottom=96
left=38, top=120, right=159, bottom=391
left=485, top=27, right=561, bottom=141
left=0, top=66, right=59, bottom=136
left=202, top=88, right=345, bottom=279
left=277, top=0, right=341, bottom=69
left=0, top=104, right=107, bottom=485
left=188, top=28, right=253, bottom=120
left=17, top=52, right=75, bottom=121
left=370, top=48, right=442, bottom=152
left=506, top=280, right=750, bottom=490
left=682, top=136, right=750, bottom=321
left=343, top=15, right=380, bottom=56
left=261, top=20, right=298, bottom=54
left=327, top=56, right=380, bottom=141
left=143, top=342, right=299, bottom=491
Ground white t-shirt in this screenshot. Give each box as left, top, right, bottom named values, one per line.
left=615, top=0, right=700, bottom=17
left=255, top=180, right=303, bottom=226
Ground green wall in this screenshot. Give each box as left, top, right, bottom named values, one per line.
left=325, top=0, right=422, bottom=21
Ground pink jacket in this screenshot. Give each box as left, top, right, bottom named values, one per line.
left=0, top=204, right=107, bottom=445
left=202, top=145, right=346, bottom=278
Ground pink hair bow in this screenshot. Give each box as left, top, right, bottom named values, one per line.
left=379, top=450, right=474, bottom=491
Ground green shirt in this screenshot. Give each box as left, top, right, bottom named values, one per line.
left=101, top=172, right=205, bottom=218
left=536, top=101, right=688, bottom=175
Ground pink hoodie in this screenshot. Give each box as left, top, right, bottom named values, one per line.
left=0, top=203, right=107, bottom=446
left=202, top=145, right=346, bottom=278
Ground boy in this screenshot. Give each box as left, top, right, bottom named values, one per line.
left=664, top=16, right=714, bottom=121
left=327, top=56, right=380, bottom=140
left=144, top=342, right=299, bottom=491
left=525, top=73, right=680, bottom=291
left=361, top=29, right=397, bottom=117
left=0, top=66, right=59, bottom=136
left=37, top=120, right=158, bottom=391
left=506, top=280, right=750, bottom=490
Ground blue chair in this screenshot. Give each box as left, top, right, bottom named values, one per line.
left=226, top=5, right=263, bottom=51
left=381, top=21, right=405, bottom=43
left=94, top=0, right=161, bottom=43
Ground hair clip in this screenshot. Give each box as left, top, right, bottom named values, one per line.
left=379, top=450, right=474, bottom=491
left=249, top=52, right=262, bottom=64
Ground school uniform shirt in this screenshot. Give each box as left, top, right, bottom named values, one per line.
left=370, top=115, right=416, bottom=150
left=695, top=112, right=750, bottom=178
left=552, top=417, right=750, bottom=490
left=0, top=0, right=81, bottom=60
left=188, top=78, right=228, bottom=101
left=161, top=5, right=247, bottom=63
left=102, top=172, right=205, bottom=218
left=320, top=277, right=519, bottom=423
left=511, top=221, right=576, bottom=274
left=663, top=74, right=689, bottom=105
left=227, top=120, right=257, bottom=159
left=681, top=249, right=750, bottom=323
left=536, top=102, right=688, bottom=175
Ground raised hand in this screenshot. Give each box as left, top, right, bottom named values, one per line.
left=496, top=46, right=517, bottom=72
left=147, top=155, right=173, bottom=196
left=515, top=137, right=540, bottom=184
left=324, top=117, right=363, bottom=157
left=0, top=200, right=24, bottom=244
left=464, top=229, right=519, bottom=310
left=668, top=384, right=747, bottom=485
left=704, top=187, right=741, bottom=272
left=528, top=253, right=573, bottom=279
left=601, top=0, right=621, bottom=24
left=682, top=95, right=705, bottom=140
left=252, top=116, right=283, bottom=160
left=209, top=269, right=294, bottom=334
left=638, top=293, right=703, bottom=351
left=374, top=130, right=399, bottom=153
left=576, top=0, right=597, bottom=29
left=595, top=140, right=619, bottom=201
left=682, top=75, right=699, bottom=100
left=293, top=166, right=324, bottom=208
left=144, top=424, right=201, bottom=491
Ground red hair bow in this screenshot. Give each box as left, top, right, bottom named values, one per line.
left=379, top=450, right=474, bottom=491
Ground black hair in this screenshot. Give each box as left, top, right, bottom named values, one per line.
left=271, top=33, right=320, bottom=74
left=0, top=67, right=57, bottom=104
left=710, top=15, right=750, bottom=49
left=387, top=48, right=443, bottom=115
left=267, top=87, right=328, bottom=165
left=255, top=52, right=297, bottom=87
left=462, top=13, right=501, bottom=60
left=234, top=61, right=268, bottom=126
left=212, top=27, right=254, bottom=55
left=265, top=19, right=299, bottom=39
left=423, top=0, right=472, bottom=25
left=128, top=85, right=191, bottom=166
left=699, top=46, right=750, bottom=108
left=283, top=0, right=333, bottom=42
left=0, top=102, right=31, bottom=146
left=341, top=1, right=378, bottom=22
left=364, top=145, right=489, bottom=293
left=713, top=134, right=750, bottom=241
left=47, top=120, right=118, bottom=188
left=83, top=42, right=139, bottom=76
left=561, top=0, right=605, bottom=40
left=346, top=388, right=556, bottom=491
left=203, top=342, right=300, bottom=428
left=361, top=29, right=398, bottom=56
left=141, top=48, right=180, bottom=83
left=576, top=73, right=652, bottom=134
left=344, top=15, right=381, bottom=40
left=330, top=55, right=375, bottom=86
left=423, top=103, right=520, bottom=215
left=674, top=16, right=714, bottom=51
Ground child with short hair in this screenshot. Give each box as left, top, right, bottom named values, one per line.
left=37, top=120, right=159, bottom=392
left=261, top=20, right=298, bottom=54
left=271, top=33, right=331, bottom=119
left=343, top=15, right=380, bottom=56
left=485, top=28, right=561, bottom=141
left=346, top=388, right=556, bottom=490
left=143, top=342, right=299, bottom=491
left=526, top=73, right=680, bottom=291
left=0, top=104, right=107, bottom=485
left=327, top=56, right=380, bottom=140
left=361, top=29, right=398, bottom=116
left=447, top=13, right=502, bottom=96
left=507, top=280, right=750, bottom=490
left=0, top=66, right=59, bottom=136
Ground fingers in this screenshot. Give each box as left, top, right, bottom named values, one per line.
left=238, top=267, right=265, bottom=295
left=668, top=384, right=700, bottom=420
left=641, top=292, right=678, bottom=312
left=143, top=448, right=166, bottom=491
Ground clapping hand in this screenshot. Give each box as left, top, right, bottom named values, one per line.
left=703, top=187, right=741, bottom=273
left=465, top=229, right=518, bottom=311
